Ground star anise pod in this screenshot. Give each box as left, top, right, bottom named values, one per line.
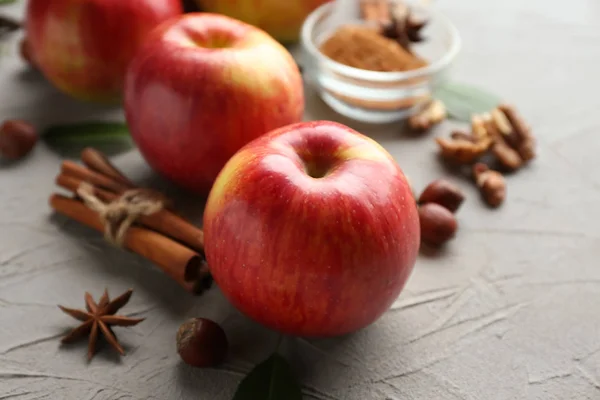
left=59, top=289, right=144, bottom=360
left=381, top=2, right=428, bottom=52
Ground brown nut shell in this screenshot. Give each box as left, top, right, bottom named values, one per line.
left=0, top=119, right=38, bottom=160
left=418, top=203, right=458, bottom=246
left=418, top=179, right=465, bottom=212
left=176, top=318, right=228, bottom=368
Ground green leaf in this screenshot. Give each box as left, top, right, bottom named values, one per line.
left=0, top=15, right=20, bottom=37
left=434, top=81, right=502, bottom=122
left=0, top=0, right=18, bottom=5
left=43, top=121, right=133, bottom=157
left=232, top=354, right=302, bottom=400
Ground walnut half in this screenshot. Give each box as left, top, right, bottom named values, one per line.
left=434, top=104, right=535, bottom=170
left=408, top=100, right=447, bottom=132
left=435, top=136, right=492, bottom=164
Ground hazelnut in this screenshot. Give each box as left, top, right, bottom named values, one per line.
left=418, top=179, right=465, bottom=212
left=418, top=203, right=457, bottom=246
left=0, top=120, right=38, bottom=160
left=176, top=318, right=228, bottom=368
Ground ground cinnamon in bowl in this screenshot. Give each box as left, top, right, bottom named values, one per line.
left=301, top=0, right=460, bottom=122
left=318, top=24, right=429, bottom=111
left=319, top=24, right=427, bottom=72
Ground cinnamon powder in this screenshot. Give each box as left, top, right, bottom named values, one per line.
left=319, top=25, right=427, bottom=72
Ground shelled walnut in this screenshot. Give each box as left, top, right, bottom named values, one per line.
left=470, top=114, right=488, bottom=142
left=408, top=100, right=447, bottom=131
left=435, top=104, right=535, bottom=171
left=498, top=104, right=535, bottom=161
left=432, top=104, right=533, bottom=208
left=473, top=163, right=506, bottom=207
left=435, top=135, right=492, bottom=164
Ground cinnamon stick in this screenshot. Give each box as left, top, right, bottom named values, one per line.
left=57, top=174, right=116, bottom=203
left=53, top=148, right=212, bottom=294
left=56, top=172, right=204, bottom=253
left=50, top=194, right=200, bottom=291
left=61, top=161, right=130, bottom=195
left=80, top=148, right=177, bottom=212
left=81, top=147, right=135, bottom=188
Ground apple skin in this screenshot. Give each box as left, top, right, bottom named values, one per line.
left=124, top=13, right=304, bottom=194
left=203, top=121, right=420, bottom=337
left=25, top=0, right=183, bottom=102
left=195, top=0, right=331, bottom=43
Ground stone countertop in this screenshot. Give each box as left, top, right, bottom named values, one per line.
left=2, top=1, right=600, bottom=399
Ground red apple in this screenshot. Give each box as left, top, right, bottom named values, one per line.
left=195, top=0, right=331, bottom=42
left=25, top=0, right=182, bottom=102
left=124, top=13, right=304, bottom=194
left=203, top=121, right=420, bottom=337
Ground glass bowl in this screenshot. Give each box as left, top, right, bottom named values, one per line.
left=300, top=1, right=461, bottom=124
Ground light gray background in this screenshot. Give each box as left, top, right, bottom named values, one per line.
left=2, top=0, right=600, bottom=399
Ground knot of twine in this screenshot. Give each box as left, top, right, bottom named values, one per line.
left=76, top=182, right=163, bottom=247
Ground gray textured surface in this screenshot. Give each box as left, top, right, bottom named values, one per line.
left=1, top=1, right=600, bottom=399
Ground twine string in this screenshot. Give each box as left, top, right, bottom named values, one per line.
left=76, top=182, right=163, bottom=247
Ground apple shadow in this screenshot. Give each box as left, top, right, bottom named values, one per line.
left=283, top=318, right=412, bottom=397
left=14, top=65, right=44, bottom=84
left=0, top=152, right=36, bottom=169
left=419, top=242, right=452, bottom=259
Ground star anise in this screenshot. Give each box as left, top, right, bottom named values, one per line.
left=381, top=2, right=428, bottom=52
left=59, top=289, right=144, bottom=360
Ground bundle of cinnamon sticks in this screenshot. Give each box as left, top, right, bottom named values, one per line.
left=49, top=148, right=211, bottom=294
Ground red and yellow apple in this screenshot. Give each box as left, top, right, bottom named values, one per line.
left=25, top=0, right=183, bottom=102
left=124, top=13, right=304, bottom=194
left=195, top=0, right=331, bottom=42
left=203, top=121, right=420, bottom=337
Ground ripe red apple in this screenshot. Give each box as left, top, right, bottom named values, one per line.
left=25, top=0, right=182, bottom=102
left=195, top=0, right=331, bottom=42
left=203, top=121, right=420, bottom=337
left=124, top=13, right=304, bottom=194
